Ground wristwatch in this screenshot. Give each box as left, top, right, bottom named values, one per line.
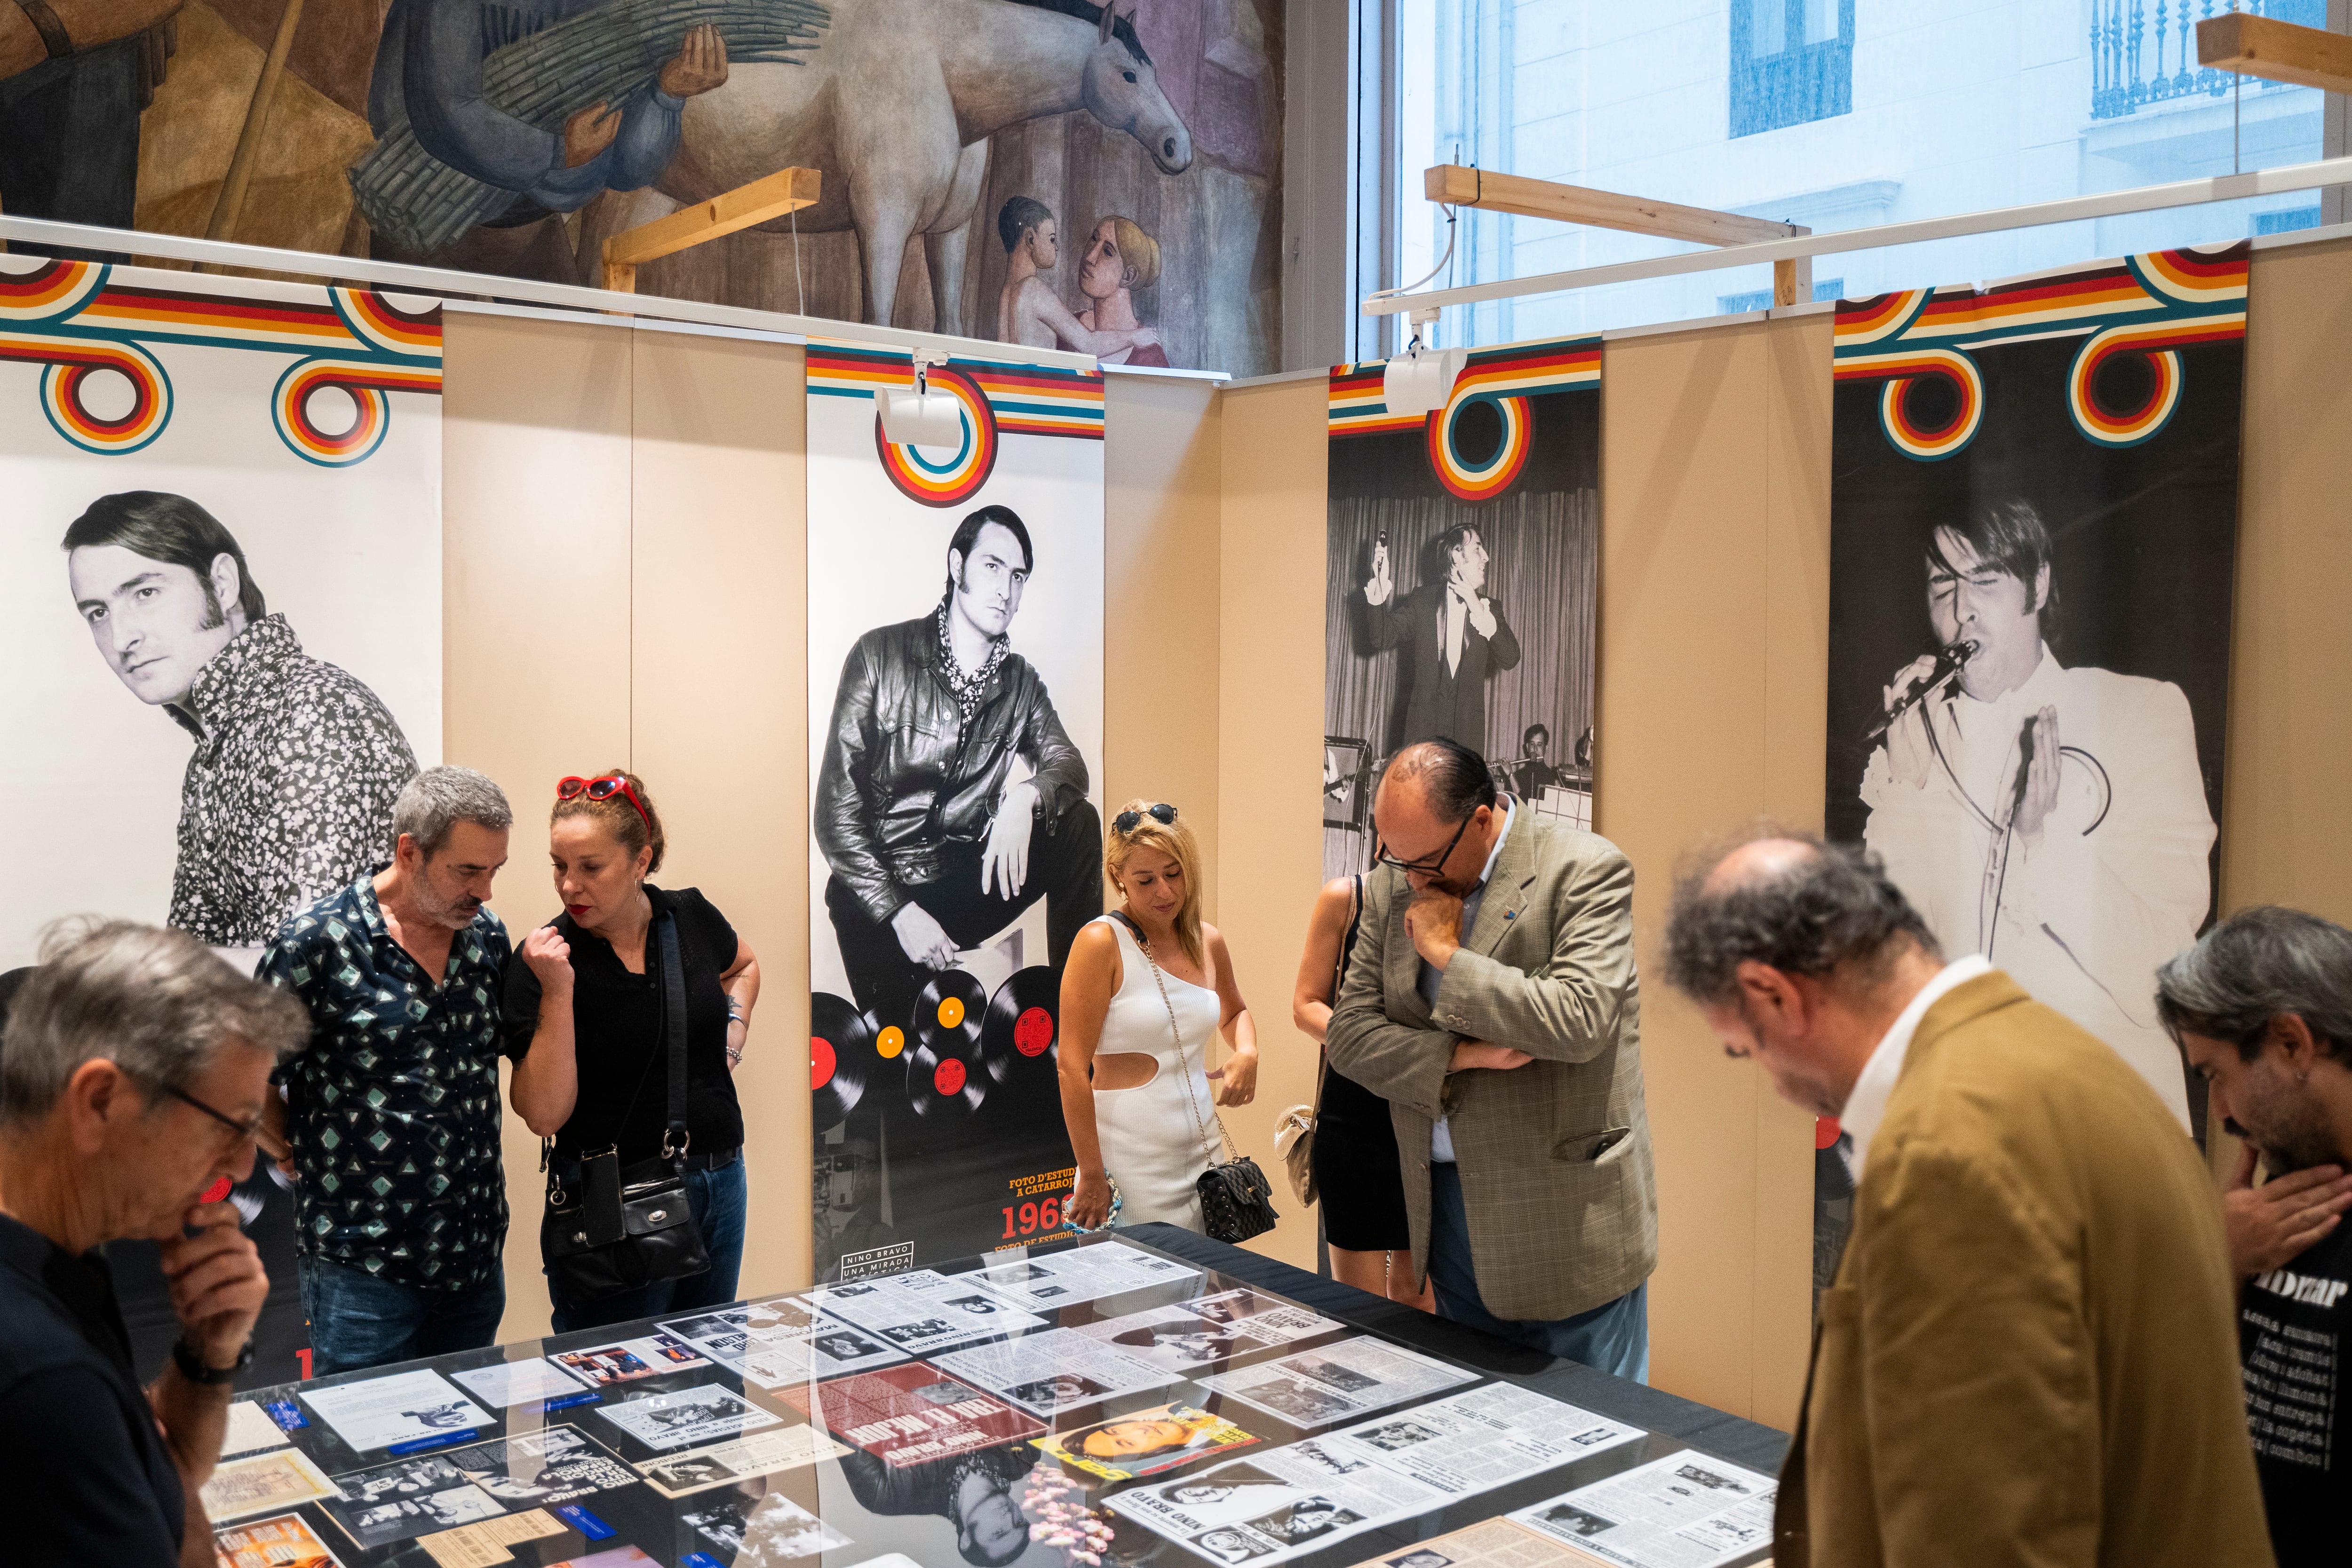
left=172, top=1336, right=253, bottom=1386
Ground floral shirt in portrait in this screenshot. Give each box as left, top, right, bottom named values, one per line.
left=259, top=875, right=513, bottom=1291
left=168, top=614, right=417, bottom=947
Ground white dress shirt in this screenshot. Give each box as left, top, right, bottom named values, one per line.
left=1839, top=954, right=1992, bottom=1180
left=1417, top=797, right=1515, bottom=1164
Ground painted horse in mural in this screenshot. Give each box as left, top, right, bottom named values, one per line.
left=580, top=0, right=1192, bottom=334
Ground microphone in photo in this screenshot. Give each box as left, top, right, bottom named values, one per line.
left=1863, top=638, right=1979, bottom=745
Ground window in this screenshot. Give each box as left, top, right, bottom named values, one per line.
left=1732, top=0, right=1853, bottom=138
left=1390, top=3, right=2333, bottom=349
left=1718, top=277, right=1844, bottom=314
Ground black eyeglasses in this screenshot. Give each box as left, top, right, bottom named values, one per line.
left=1375, top=812, right=1473, bottom=877
left=1113, top=803, right=1178, bottom=834
left=162, top=1083, right=266, bottom=1148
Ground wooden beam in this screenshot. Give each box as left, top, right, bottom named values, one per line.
left=2198, top=12, right=2352, bottom=96
left=600, top=166, right=821, bottom=293
left=1425, top=164, right=1803, bottom=248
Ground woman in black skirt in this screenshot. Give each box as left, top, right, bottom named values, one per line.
left=1292, top=875, right=1434, bottom=1307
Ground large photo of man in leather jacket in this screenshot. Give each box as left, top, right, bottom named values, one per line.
left=815, top=503, right=1104, bottom=1035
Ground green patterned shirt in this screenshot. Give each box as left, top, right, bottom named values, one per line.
left=259, top=872, right=513, bottom=1291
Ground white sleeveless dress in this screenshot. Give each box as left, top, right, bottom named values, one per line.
left=1091, top=915, right=1224, bottom=1232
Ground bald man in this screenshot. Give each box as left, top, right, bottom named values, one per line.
left=1661, top=832, right=2268, bottom=1568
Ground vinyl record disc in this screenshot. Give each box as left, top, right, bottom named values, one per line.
left=982, top=966, right=1061, bottom=1086
left=811, top=992, right=874, bottom=1131
left=907, top=970, right=988, bottom=1121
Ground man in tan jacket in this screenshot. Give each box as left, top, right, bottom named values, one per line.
left=1328, top=739, right=1656, bottom=1379
left=1662, top=831, right=2269, bottom=1567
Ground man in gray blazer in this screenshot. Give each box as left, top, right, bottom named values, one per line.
left=1327, top=739, right=1657, bottom=1378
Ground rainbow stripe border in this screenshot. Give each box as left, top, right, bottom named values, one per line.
left=0, top=258, right=441, bottom=464
left=808, top=341, right=1103, bottom=509
left=1834, top=242, right=2247, bottom=459
left=1328, top=335, right=1601, bottom=437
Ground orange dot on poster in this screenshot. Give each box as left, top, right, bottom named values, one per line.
left=937, top=997, right=966, bottom=1030
left=877, top=1025, right=906, bottom=1059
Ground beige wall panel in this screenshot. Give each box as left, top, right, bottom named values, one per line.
left=629, top=332, right=813, bottom=1303
left=1595, top=323, right=1787, bottom=1423
left=2225, top=238, right=2352, bottom=925
left=1214, top=378, right=1329, bottom=1271
left=1104, top=375, right=1225, bottom=917
left=441, top=312, right=636, bottom=1342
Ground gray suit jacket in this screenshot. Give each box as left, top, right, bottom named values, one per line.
left=1325, top=808, right=1657, bottom=1321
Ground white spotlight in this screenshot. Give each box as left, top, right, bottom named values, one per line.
left=1382, top=307, right=1463, bottom=419
left=878, top=350, right=965, bottom=451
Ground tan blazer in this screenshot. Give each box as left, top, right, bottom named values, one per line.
left=1326, top=808, right=1656, bottom=1321
left=1778, top=970, right=2272, bottom=1568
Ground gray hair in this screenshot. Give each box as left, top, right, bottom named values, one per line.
left=0, top=920, right=310, bottom=1128
left=1662, top=829, right=1940, bottom=1006
left=391, top=764, right=512, bottom=858
left=2155, top=906, right=2352, bottom=1062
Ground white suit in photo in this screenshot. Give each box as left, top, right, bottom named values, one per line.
left=1861, top=649, right=2215, bottom=1124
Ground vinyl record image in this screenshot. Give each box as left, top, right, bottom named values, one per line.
left=812, top=992, right=875, bottom=1131
left=982, top=966, right=1061, bottom=1087
left=907, top=970, right=988, bottom=1122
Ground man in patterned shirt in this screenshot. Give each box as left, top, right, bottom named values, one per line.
left=64, top=491, right=419, bottom=950
left=258, top=766, right=550, bottom=1375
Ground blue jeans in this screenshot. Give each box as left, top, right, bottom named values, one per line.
left=548, top=1154, right=748, bottom=1335
left=298, top=1257, right=507, bottom=1378
left=1426, top=1162, right=1650, bottom=1382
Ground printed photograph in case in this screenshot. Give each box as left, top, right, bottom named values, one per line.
left=683, top=1491, right=853, bottom=1566
left=1034, top=1402, right=1262, bottom=1481
left=214, top=1511, right=348, bottom=1568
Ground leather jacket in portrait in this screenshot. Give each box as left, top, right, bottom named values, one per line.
left=815, top=609, right=1088, bottom=925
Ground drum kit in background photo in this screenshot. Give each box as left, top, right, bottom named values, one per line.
left=811, top=967, right=1063, bottom=1136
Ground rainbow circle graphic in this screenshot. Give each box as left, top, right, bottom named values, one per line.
left=332, top=287, right=443, bottom=359
left=272, top=359, right=403, bottom=467
left=1425, top=392, right=1533, bottom=503
left=0, top=259, right=105, bottom=324
left=2066, top=327, right=2183, bottom=449
left=37, top=340, right=171, bottom=454
left=1871, top=349, right=1983, bottom=461
left=873, top=367, right=998, bottom=508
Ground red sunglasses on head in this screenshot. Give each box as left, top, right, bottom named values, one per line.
left=557, top=773, right=651, bottom=830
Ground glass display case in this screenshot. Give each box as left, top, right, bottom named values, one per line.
left=209, top=1230, right=1778, bottom=1568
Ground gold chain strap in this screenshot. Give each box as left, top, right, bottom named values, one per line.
left=1127, top=920, right=1231, bottom=1168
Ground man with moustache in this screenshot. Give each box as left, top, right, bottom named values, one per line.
left=816, top=504, right=1102, bottom=1033
left=258, top=766, right=565, bottom=1374
left=1661, top=830, right=2266, bottom=1567
left=64, top=491, right=418, bottom=951
left=1362, top=524, right=1520, bottom=755
left=1859, top=497, right=2214, bottom=1123
left=2159, top=906, right=2352, bottom=1568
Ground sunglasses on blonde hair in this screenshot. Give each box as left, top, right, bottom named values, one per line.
left=1113, top=803, right=1177, bottom=834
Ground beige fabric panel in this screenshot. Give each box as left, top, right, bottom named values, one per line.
left=628, top=331, right=812, bottom=1305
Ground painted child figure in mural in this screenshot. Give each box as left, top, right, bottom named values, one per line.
left=1859, top=498, right=2215, bottom=1124
left=62, top=491, right=418, bottom=950
left=368, top=4, right=731, bottom=275
left=815, top=504, right=1104, bottom=1037
left=1362, top=523, right=1520, bottom=755
left=1075, top=215, right=1168, bottom=367
left=995, top=195, right=1161, bottom=360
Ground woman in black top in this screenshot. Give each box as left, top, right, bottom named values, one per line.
left=505, top=768, right=762, bottom=1333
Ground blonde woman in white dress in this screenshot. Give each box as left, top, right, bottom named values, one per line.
left=1059, top=800, right=1259, bottom=1231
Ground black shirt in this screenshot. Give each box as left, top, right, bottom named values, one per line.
left=505, top=884, right=745, bottom=1163
left=0, top=1213, right=184, bottom=1563
left=2240, top=1215, right=2352, bottom=1565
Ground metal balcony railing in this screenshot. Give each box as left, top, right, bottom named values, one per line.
left=2090, top=0, right=2324, bottom=120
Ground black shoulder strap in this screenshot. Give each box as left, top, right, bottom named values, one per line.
left=657, top=909, right=689, bottom=1157
left=1335, top=874, right=1364, bottom=993
left=1107, top=909, right=1146, bottom=946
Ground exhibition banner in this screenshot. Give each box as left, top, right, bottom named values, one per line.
left=1823, top=244, right=2247, bottom=1282
left=0, top=257, right=443, bottom=1386
left=804, top=342, right=1106, bottom=1280
left=0, top=258, right=444, bottom=967
left=1323, top=338, right=1602, bottom=880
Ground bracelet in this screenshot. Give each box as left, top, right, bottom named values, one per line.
left=1062, top=1173, right=1122, bottom=1232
